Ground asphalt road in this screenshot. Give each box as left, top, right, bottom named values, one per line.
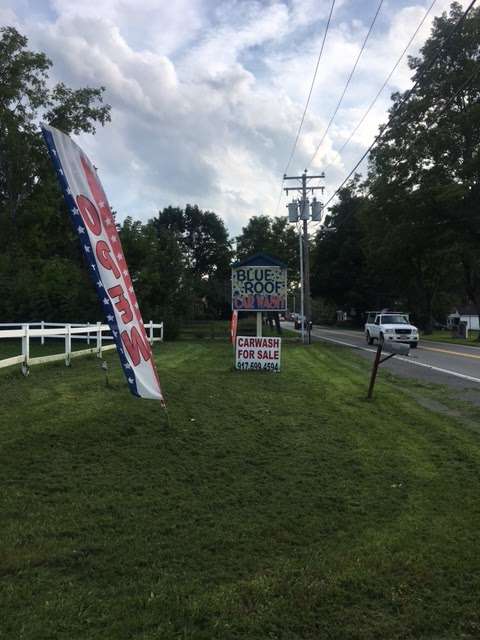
left=285, top=323, right=480, bottom=393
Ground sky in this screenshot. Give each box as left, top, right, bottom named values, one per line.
left=0, top=0, right=467, bottom=234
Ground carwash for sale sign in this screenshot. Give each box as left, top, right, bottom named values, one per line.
left=42, top=124, right=163, bottom=402
left=235, top=336, right=281, bottom=371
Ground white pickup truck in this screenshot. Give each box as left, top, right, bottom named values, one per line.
left=365, top=311, right=419, bottom=348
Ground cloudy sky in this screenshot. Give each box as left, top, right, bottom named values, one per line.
left=1, top=0, right=466, bottom=233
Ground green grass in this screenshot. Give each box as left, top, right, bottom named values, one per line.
left=422, top=329, right=480, bottom=347
left=1, top=341, right=480, bottom=639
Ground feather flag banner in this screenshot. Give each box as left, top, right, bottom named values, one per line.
left=42, top=124, right=164, bottom=402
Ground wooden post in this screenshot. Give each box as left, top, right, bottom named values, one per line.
left=41, top=320, right=45, bottom=345
left=87, top=321, right=91, bottom=345
left=22, top=324, right=30, bottom=367
left=96, top=321, right=102, bottom=358
left=65, top=324, right=71, bottom=366
left=149, top=320, right=154, bottom=345
left=160, top=322, right=164, bottom=342
left=367, top=342, right=383, bottom=399
left=256, top=312, right=262, bottom=337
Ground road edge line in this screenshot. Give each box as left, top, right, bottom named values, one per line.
left=313, top=333, right=480, bottom=385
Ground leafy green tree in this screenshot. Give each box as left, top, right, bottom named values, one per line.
left=119, top=218, right=189, bottom=338
left=364, top=2, right=480, bottom=330
left=154, top=204, right=233, bottom=318
left=0, top=26, right=111, bottom=322
left=310, top=181, right=370, bottom=324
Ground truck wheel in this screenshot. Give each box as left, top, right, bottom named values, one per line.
left=366, top=331, right=374, bottom=345
left=410, top=342, right=418, bottom=349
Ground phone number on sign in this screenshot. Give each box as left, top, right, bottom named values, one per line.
left=236, top=361, right=280, bottom=371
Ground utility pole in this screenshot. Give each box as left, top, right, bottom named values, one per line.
left=284, top=169, right=324, bottom=344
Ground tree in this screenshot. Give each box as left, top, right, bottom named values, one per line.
left=310, top=180, right=370, bottom=324
left=0, top=26, right=111, bottom=321
left=154, top=204, right=233, bottom=318
left=119, top=217, right=189, bottom=338
left=364, top=2, right=480, bottom=331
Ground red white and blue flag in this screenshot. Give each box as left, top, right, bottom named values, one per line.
left=42, top=124, right=164, bottom=402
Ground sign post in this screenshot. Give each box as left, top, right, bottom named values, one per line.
left=256, top=312, right=262, bottom=337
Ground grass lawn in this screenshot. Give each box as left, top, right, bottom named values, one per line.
left=1, top=340, right=480, bottom=639
left=421, top=329, right=480, bottom=347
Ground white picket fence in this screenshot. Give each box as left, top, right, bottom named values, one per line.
left=0, top=320, right=163, bottom=372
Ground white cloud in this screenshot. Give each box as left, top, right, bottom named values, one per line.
left=2, top=0, right=472, bottom=232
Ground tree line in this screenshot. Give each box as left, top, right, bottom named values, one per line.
left=312, top=2, right=480, bottom=332
left=1, top=3, right=479, bottom=336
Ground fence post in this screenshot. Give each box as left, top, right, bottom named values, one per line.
left=87, top=321, right=91, bottom=346
left=65, top=324, right=72, bottom=366
left=367, top=342, right=383, bottom=400
left=160, top=322, right=164, bottom=342
left=41, top=320, right=45, bottom=346
left=22, top=324, right=30, bottom=367
left=149, top=320, right=154, bottom=345
left=96, top=321, right=102, bottom=358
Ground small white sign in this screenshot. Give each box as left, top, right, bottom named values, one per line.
left=235, top=336, right=281, bottom=372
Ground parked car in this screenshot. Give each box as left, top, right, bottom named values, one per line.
left=294, top=314, right=305, bottom=330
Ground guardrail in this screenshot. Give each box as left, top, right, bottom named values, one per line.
left=0, top=321, right=164, bottom=372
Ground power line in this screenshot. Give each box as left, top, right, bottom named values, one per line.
left=274, top=0, right=336, bottom=217
left=320, top=0, right=478, bottom=214
left=308, top=0, right=384, bottom=168
left=338, top=0, right=437, bottom=155
left=317, top=63, right=480, bottom=231
left=284, top=0, right=336, bottom=175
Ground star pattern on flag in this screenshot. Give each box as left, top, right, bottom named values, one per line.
left=84, top=245, right=91, bottom=253
left=107, top=314, right=114, bottom=321
left=78, top=225, right=85, bottom=234
left=96, top=280, right=103, bottom=288
left=103, top=297, right=109, bottom=305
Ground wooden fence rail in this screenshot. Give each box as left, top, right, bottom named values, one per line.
left=0, top=321, right=164, bottom=372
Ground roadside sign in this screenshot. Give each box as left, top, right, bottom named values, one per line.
left=232, top=264, right=287, bottom=311
left=235, top=336, right=281, bottom=371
